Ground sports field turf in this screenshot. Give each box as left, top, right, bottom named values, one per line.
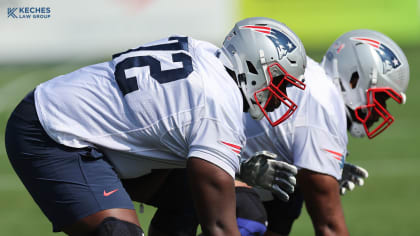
left=0, top=46, right=419, bottom=235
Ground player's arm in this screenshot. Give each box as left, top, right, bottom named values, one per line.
left=187, top=157, right=240, bottom=236
left=297, top=169, right=349, bottom=236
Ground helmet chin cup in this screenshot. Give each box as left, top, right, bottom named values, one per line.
left=353, top=87, right=403, bottom=139
left=248, top=104, right=265, bottom=120
left=349, top=122, right=366, bottom=138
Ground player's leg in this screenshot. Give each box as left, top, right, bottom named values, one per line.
left=135, top=170, right=269, bottom=236
left=61, top=209, right=141, bottom=235
left=138, top=172, right=268, bottom=236
left=262, top=188, right=304, bottom=236
left=148, top=205, right=198, bottom=236
left=123, top=169, right=200, bottom=236
left=92, top=216, right=144, bottom=236
left=64, top=211, right=143, bottom=236
left=121, top=169, right=173, bottom=204
left=5, top=90, right=141, bottom=235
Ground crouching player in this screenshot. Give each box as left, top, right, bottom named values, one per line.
left=4, top=17, right=307, bottom=236
left=239, top=29, right=409, bottom=236
left=144, top=29, right=409, bottom=236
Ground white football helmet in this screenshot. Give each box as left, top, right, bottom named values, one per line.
left=219, top=17, right=306, bottom=126
left=322, top=29, right=409, bottom=138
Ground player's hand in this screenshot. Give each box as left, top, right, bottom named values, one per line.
left=239, top=151, right=297, bottom=202
left=339, top=162, right=369, bottom=195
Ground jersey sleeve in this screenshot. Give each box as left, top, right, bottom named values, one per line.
left=292, top=125, right=347, bottom=180
left=185, top=37, right=246, bottom=178
left=188, top=118, right=245, bottom=178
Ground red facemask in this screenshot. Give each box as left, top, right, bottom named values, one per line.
left=254, top=62, right=306, bottom=127
left=354, top=87, right=403, bottom=139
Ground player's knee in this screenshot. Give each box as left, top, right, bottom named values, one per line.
left=150, top=208, right=199, bottom=236
left=236, top=187, right=267, bottom=225
left=93, top=217, right=144, bottom=236
left=237, top=217, right=267, bottom=236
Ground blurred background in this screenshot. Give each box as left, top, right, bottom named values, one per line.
left=0, top=0, right=419, bottom=235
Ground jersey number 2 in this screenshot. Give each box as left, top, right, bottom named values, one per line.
left=114, top=36, right=193, bottom=96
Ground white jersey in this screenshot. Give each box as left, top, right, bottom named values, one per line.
left=243, top=57, right=348, bottom=182
left=35, top=36, right=245, bottom=178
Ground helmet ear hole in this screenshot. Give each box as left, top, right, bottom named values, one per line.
left=350, top=72, right=359, bottom=89
left=246, top=61, right=258, bottom=74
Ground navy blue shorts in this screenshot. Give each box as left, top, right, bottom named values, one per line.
left=5, top=91, right=134, bottom=232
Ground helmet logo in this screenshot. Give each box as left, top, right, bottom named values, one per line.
left=240, top=25, right=296, bottom=59
left=351, top=37, right=401, bottom=74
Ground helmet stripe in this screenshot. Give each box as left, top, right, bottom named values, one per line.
left=240, top=25, right=271, bottom=35
left=240, top=25, right=271, bottom=31
left=352, top=37, right=380, bottom=46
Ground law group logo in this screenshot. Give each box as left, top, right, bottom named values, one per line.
left=8, top=8, right=18, bottom=18
left=7, top=6, right=52, bottom=19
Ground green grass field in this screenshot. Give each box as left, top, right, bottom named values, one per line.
left=0, top=46, right=419, bottom=235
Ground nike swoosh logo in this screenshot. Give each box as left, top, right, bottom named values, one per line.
left=103, top=189, right=119, bottom=197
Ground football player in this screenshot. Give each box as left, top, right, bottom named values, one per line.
left=4, top=17, right=306, bottom=236
left=238, top=29, right=409, bottom=236
left=146, top=29, right=409, bottom=236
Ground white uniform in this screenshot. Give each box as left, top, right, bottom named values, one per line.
left=35, top=36, right=245, bottom=179
left=243, top=57, right=347, bottom=196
